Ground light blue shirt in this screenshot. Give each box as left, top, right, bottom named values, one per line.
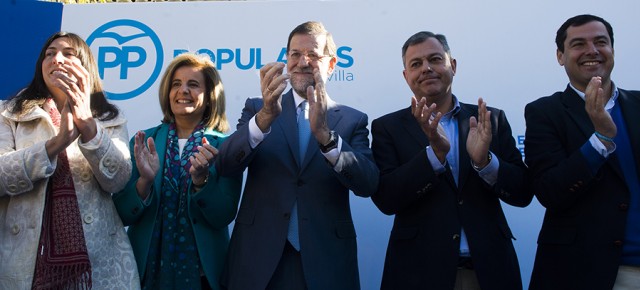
left=425, top=96, right=499, bottom=257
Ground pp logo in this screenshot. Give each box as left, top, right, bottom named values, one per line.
left=87, top=19, right=163, bottom=100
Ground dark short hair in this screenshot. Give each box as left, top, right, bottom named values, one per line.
left=401, top=31, right=451, bottom=67
left=286, top=21, right=336, bottom=57
left=556, top=14, right=614, bottom=52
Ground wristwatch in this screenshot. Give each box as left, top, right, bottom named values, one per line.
left=471, top=152, right=492, bottom=171
left=319, top=130, right=338, bottom=153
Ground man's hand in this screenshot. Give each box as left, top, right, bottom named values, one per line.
left=585, top=76, right=616, bottom=144
left=256, top=62, right=290, bottom=132
left=307, top=68, right=331, bottom=144
left=467, top=98, right=492, bottom=169
left=412, top=96, right=450, bottom=163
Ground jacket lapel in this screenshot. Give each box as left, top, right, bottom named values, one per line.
left=457, top=104, right=473, bottom=192
left=152, top=124, right=169, bottom=195
left=300, top=99, right=341, bottom=170
left=400, top=107, right=429, bottom=147
left=562, top=86, right=595, bottom=140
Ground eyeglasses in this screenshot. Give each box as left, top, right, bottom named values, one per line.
left=287, top=50, right=332, bottom=62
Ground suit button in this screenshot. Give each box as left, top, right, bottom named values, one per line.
left=297, top=180, right=304, bottom=186
left=614, top=240, right=624, bottom=247
left=83, top=214, right=94, bottom=224
left=17, top=179, right=28, bottom=189
left=284, top=213, right=290, bottom=220
left=340, top=170, right=353, bottom=180
left=11, top=224, right=20, bottom=235
left=453, top=234, right=460, bottom=241
left=132, top=207, right=139, bottom=215
left=458, top=199, right=464, bottom=205
left=7, top=184, right=17, bottom=193
left=235, top=151, right=246, bottom=162
left=619, top=203, right=629, bottom=211
left=81, top=171, right=92, bottom=182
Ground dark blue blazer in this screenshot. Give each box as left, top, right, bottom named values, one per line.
left=372, top=100, right=530, bottom=290
left=216, top=90, right=379, bottom=290
left=525, top=86, right=640, bottom=290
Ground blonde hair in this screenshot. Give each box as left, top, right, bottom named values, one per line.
left=158, top=53, right=229, bottom=132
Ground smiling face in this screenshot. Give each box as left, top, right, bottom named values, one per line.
left=287, top=33, right=337, bottom=98
left=557, top=20, right=614, bottom=92
left=169, top=65, right=207, bottom=122
left=402, top=37, right=456, bottom=107
left=41, top=37, right=83, bottom=100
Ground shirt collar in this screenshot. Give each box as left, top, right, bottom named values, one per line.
left=440, top=95, right=461, bottom=121
left=569, top=82, right=619, bottom=110
left=292, top=89, right=306, bottom=109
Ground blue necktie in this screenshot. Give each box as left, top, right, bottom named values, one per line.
left=288, top=101, right=309, bottom=251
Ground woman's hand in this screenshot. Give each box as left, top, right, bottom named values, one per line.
left=52, top=59, right=97, bottom=143
left=45, top=101, right=80, bottom=160
left=189, top=137, right=218, bottom=188
left=134, top=131, right=159, bottom=200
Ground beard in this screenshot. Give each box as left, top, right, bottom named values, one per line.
left=290, top=72, right=316, bottom=98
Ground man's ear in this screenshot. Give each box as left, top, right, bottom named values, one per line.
left=450, top=58, right=457, bottom=76
left=327, top=56, right=337, bottom=75
left=557, top=49, right=565, bottom=66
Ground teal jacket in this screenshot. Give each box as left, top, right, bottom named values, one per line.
left=113, top=123, right=242, bottom=289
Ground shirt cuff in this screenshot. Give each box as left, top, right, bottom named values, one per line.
left=324, top=136, right=342, bottom=167
left=248, top=115, right=270, bottom=149
left=475, top=152, right=498, bottom=186
left=589, top=133, right=616, bottom=158
left=426, top=146, right=447, bottom=174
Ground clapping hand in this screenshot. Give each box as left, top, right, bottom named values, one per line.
left=189, top=137, right=218, bottom=188
left=466, top=98, right=492, bottom=168
left=411, top=96, right=450, bottom=163
left=134, top=131, right=159, bottom=199
left=306, top=68, right=331, bottom=144
left=51, top=58, right=97, bottom=143
left=585, top=76, right=616, bottom=145
left=256, top=62, right=290, bottom=132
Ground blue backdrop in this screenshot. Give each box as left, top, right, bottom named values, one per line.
left=0, top=0, right=62, bottom=100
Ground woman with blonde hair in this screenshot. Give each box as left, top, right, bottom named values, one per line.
left=114, top=53, right=242, bottom=290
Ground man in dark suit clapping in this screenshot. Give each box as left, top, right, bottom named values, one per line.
left=526, top=14, right=640, bottom=290
left=217, top=21, right=379, bottom=290
left=371, top=31, right=531, bottom=290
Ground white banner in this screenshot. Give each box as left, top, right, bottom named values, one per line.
left=62, top=1, right=640, bottom=288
